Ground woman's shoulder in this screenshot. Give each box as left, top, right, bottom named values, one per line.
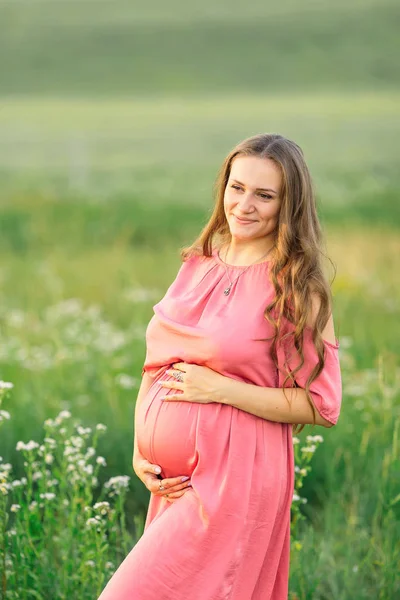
left=178, top=247, right=217, bottom=269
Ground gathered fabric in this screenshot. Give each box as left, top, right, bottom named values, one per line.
left=98, top=250, right=342, bottom=600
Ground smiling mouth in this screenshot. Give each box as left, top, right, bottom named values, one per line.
left=234, top=215, right=257, bottom=223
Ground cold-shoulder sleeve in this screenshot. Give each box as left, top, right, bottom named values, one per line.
left=277, top=326, right=342, bottom=426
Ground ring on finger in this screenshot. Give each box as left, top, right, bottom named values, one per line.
left=158, top=480, right=165, bottom=491
left=173, top=370, right=184, bottom=382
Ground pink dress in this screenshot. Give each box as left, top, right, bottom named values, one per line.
left=98, top=249, right=342, bottom=600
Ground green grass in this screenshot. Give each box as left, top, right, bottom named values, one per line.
left=0, top=90, right=399, bottom=229
left=0, top=89, right=399, bottom=598
left=0, top=217, right=399, bottom=598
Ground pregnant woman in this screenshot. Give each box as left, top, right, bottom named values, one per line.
left=97, top=133, right=342, bottom=599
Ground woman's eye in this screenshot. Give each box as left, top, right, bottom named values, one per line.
left=230, top=185, right=272, bottom=200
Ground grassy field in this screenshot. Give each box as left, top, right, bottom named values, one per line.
left=1, top=198, right=399, bottom=598
left=0, top=0, right=398, bottom=96
left=0, top=0, right=399, bottom=597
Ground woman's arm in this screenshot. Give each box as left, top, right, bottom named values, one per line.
left=217, top=379, right=333, bottom=427
left=217, top=301, right=340, bottom=429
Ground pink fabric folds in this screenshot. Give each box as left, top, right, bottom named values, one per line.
left=97, top=249, right=342, bottom=600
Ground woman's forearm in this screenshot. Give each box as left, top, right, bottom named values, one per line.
left=216, top=376, right=333, bottom=428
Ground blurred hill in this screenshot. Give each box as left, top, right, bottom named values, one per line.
left=0, top=0, right=398, bottom=96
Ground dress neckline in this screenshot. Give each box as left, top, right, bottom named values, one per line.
left=213, top=248, right=272, bottom=269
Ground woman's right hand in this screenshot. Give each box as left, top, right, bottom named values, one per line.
left=132, top=453, right=192, bottom=503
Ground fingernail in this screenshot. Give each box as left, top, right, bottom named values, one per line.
left=154, top=466, right=161, bottom=474
left=181, top=476, right=190, bottom=482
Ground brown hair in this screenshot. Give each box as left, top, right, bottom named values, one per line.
left=180, top=133, right=336, bottom=434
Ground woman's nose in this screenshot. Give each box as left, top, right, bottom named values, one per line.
left=237, top=194, right=256, bottom=212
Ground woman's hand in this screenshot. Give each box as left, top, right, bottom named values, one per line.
left=132, top=452, right=192, bottom=503
left=156, top=362, right=225, bottom=404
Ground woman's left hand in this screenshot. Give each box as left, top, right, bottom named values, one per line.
left=156, top=362, right=224, bottom=404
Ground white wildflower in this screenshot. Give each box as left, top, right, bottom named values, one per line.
left=0, top=381, right=13, bottom=390
left=301, top=445, right=317, bottom=454
left=83, top=465, right=93, bottom=476
left=115, top=374, right=138, bottom=389
left=69, top=473, right=82, bottom=485
left=96, top=423, right=107, bottom=432
left=64, top=446, right=78, bottom=457
left=11, top=480, right=24, bottom=488
left=44, top=438, right=57, bottom=448
left=292, top=493, right=300, bottom=502
left=16, top=440, right=39, bottom=452
left=345, top=383, right=367, bottom=397
left=45, top=454, right=54, bottom=465
left=44, top=419, right=55, bottom=427
left=86, top=516, right=102, bottom=528
left=85, top=560, right=95, bottom=567
left=292, top=437, right=300, bottom=445
left=93, top=501, right=110, bottom=515
left=32, top=472, right=43, bottom=481
left=0, top=410, right=11, bottom=421
left=29, top=501, right=38, bottom=511
left=10, top=504, right=21, bottom=512
left=306, top=435, right=323, bottom=444
left=104, top=475, right=130, bottom=496
left=85, top=447, right=96, bottom=458
left=70, top=436, right=84, bottom=448
left=0, top=483, right=11, bottom=495
left=340, top=336, right=352, bottom=349
left=105, top=562, right=114, bottom=570
left=76, top=426, right=92, bottom=436
left=39, top=492, right=56, bottom=500
left=58, top=410, right=71, bottom=420
left=96, top=456, right=106, bottom=467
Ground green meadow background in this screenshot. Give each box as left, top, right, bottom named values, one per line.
left=0, top=0, right=399, bottom=597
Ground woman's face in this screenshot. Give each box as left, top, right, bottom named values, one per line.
left=223, top=155, right=282, bottom=243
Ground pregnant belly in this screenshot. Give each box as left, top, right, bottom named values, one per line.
left=135, top=372, right=200, bottom=478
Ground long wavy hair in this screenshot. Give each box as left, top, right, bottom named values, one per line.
left=180, top=133, right=336, bottom=434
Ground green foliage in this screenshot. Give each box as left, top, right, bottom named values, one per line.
left=0, top=388, right=137, bottom=599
